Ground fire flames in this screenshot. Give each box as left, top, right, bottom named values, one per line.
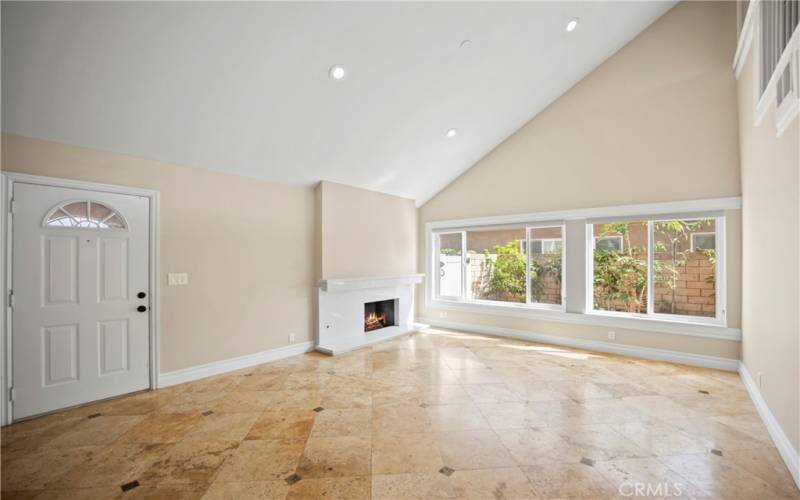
left=365, top=312, right=386, bottom=332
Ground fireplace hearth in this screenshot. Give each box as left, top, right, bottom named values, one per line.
left=364, top=299, right=398, bottom=332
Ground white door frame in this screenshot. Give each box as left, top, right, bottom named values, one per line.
left=1, top=172, right=161, bottom=425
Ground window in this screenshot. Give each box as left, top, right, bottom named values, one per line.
left=529, top=227, right=563, bottom=306
left=432, top=224, right=564, bottom=309
left=426, top=198, right=732, bottom=333
left=436, top=232, right=463, bottom=298
left=467, top=228, right=526, bottom=304
left=44, top=201, right=127, bottom=229
left=594, top=235, right=623, bottom=252
left=590, top=217, right=721, bottom=321
left=653, top=219, right=717, bottom=318
left=691, top=232, right=716, bottom=251
left=592, top=222, right=648, bottom=314
left=758, top=0, right=799, bottom=99
left=529, top=238, right=562, bottom=255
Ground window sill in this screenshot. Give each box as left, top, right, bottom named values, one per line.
left=426, top=298, right=741, bottom=341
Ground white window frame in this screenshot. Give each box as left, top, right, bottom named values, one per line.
left=424, top=197, right=740, bottom=340
left=585, top=216, right=726, bottom=327
left=434, top=231, right=466, bottom=300
left=593, top=234, right=624, bottom=252
left=431, top=223, right=566, bottom=312
left=690, top=232, right=716, bottom=252
left=734, top=0, right=800, bottom=136
left=527, top=237, right=561, bottom=255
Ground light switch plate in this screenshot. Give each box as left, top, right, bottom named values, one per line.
left=168, top=273, right=189, bottom=286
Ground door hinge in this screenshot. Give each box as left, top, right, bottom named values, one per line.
left=9, top=198, right=15, bottom=215
left=7, top=290, right=14, bottom=308
left=9, top=387, right=15, bottom=402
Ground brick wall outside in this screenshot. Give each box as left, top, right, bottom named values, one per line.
left=654, top=251, right=716, bottom=316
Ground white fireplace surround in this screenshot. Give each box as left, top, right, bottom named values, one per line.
left=316, top=274, right=424, bottom=355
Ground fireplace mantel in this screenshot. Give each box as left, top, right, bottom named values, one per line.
left=318, top=274, right=424, bottom=293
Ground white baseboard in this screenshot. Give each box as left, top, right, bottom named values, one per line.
left=739, top=362, right=800, bottom=490
left=418, top=317, right=739, bottom=372
left=158, top=341, right=314, bottom=388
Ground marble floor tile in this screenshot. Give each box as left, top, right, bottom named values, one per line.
left=214, top=439, right=305, bottom=482
left=187, top=411, right=260, bottom=441
left=497, top=426, right=584, bottom=466
left=310, top=408, right=371, bottom=437
left=552, top=423, right=653, bottom=462
left=523, top=462, right=620, bottom=498
left=435, top=430, right=516, bottom=470
left=659, top=452, right=790, bottom=499
left=449, top=467, right=536, bottom=499
left=296, top=435, right=372, bottom=478
left=201, top=480, right=289, bottom=500
left=286, top=476, right=370, bottom=499
left=593, top=457, right=706, bottom=499
left=372, top=405, right=432, bottom=434
left=425, top=403, right=490, bottom=432
left=2, top=328, right=797, bottom=499
left=371, top=473, right=456, bottom=499
left=372, top=432, right=444, bottom=474
left=245, top=409, right=315, bottom=441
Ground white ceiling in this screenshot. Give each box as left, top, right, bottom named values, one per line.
left=2, top=1, right=674, bottom=205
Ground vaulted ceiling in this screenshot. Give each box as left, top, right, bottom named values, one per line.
left=2, top=1, right=674, bottom=205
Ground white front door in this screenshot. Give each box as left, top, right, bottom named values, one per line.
left=12, top=182, right=151, bottom=419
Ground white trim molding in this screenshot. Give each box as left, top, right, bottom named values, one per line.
left=739, top=362, right=800, bottom=490
left=319, top=274, right=424, bottom=293
left=419, top=318, right=740, bottom=372
left=427, top=299, right=741, bottom=341
left=1, top=172, right=161, bottom=425
left=159, top=341, right=314, bottom=388
left=425, top=197, right=742, bottom=232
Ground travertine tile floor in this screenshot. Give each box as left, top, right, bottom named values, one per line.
left=2, top=328, right=799, bottom=499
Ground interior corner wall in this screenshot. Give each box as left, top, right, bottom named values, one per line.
left=416, top=1, right=743, bottom=361
left=736, top=53, right=800, bottom=451
left=317, top=180, right=417, bottom=280
left=1, top=133, right=317, bottom=373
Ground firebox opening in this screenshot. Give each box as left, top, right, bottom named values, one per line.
left=364, top=299, right=398, bottom=332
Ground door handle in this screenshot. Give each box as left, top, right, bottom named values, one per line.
left=137, top=292, right=146, bottom=299
left=137, top=305, right=148, bottom=313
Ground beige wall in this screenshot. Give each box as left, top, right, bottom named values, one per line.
left=317, top=180, right=417, bottom=280
left=2, top=133, right=316, bottom=373
left=737, top=53, right=800, bottom=451
left=418, top=1, right=742, bottom=360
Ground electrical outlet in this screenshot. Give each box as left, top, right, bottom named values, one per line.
left=439, top=311, right=448, bottom=318
left=607, top=331, right=616, bottom=341
left=757, top=372, right=763, bottom=388
left=167, top=273, right=189, bottom=286
left=288, top=332, right=295, bottom=343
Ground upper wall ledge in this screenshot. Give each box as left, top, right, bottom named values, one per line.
left=319, top=274, right=424, bottom=293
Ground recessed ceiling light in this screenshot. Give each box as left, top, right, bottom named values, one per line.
left=460, top=39, right=472, bottom=49
left=566, top=18, right=579, bottom=32
left=329, top=65, right=346, bottom=80
left=446, top=128, right=457, bottom=138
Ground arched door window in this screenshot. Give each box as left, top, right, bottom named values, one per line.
left=43, top=200, right=127, bottom=229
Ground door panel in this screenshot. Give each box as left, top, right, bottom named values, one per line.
left=44, top=235, right=79, bottom=305
left=98, top=319, right=129, bottom=375
left=99, top=237, right=129, bottom=301
left=12, top=182, right=150, bottom=419
left=43, top=324, right=79, bottom=385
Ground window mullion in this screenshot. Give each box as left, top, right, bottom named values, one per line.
left=525, top=227, right=531, bottom=305
left=647, top=220, right=654, bottom=316
left=461, top=231, right=467, bottom=301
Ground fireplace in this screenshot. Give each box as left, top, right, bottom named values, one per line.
left=364, top=299, right=398, bottom=332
